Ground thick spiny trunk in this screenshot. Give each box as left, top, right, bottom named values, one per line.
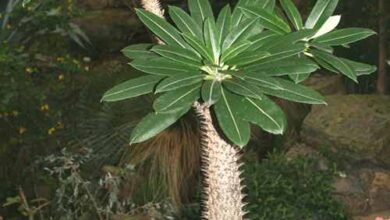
left=194, top=102, right=246, bottom=220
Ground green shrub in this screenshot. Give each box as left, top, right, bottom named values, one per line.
left=244, top=152, right=348, bottom=220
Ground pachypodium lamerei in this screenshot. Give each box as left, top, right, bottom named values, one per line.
left=102, top=0, right=376, bottom=219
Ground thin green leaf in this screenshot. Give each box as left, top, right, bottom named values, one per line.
left=221, top=41, right=252, bottom=63
left=245, top=74, right=326, bottom=104
left=226, top=51, right=270, bottom=66
left=280, top=0, right=303, bottom=30
left=131, top=57, right=199, bottom=76
left=289, top=72, right=311, bottom=83
left=258, top=57, right=320, bottom=76
left=153, top=84, right=200, bottom=113
left=247, top=31, right=279, bottom=51
left=183, top=33, right=214, bottom=63
left=305, top=0, right=339, bottom=29
left=151, top=45, right=202, bottom=67
left=243, top=96, right=286, bottom=134
left=223, top=77, right=264, bottom=100
left=217, top=5, right=232, bottom=45
left=204, top=18, right=220, bottom=64
left=136, top=9, right=188, bottom=48
left=155, top=74, right=204, bottom=93
left=312, top=50, right=357, bottom=82
left=169, top=6, right=203, bottom=39
left=222, top=19, right=258, bottom=53
left=314, top=28, right=376, bottom=46
left=259, top=29, right=315, bottom=51
left=102, top=75, right=164, bottom=102
left=122, top=44, right=158, bottom=60
left=214, top=88, right=250, bottom=147
left=239, top=6, right=291, bottom=34
left=202, top=80, right=222, bottom=105
left=188, top=0, right=214, bottom=24
left=340, top=58, right=377, bottom=76
left=130, top=106, right=190, bottom=144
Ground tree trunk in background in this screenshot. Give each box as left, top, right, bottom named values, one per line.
left=377, top=0, right=387, bottom=94
left=194, top=102, right=246, bottom=220
left=140, top=1, right=246, bottom=219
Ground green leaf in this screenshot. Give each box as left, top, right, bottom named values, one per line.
left=312, top=50, right=357, bottom=82
left=216, top=5, right=232, bottom=45
left=259, top=29, right=315, bottom=51
left=188, top=0, right=214, bottom=24
left=183, top=33, right=214, bottom=63
left=231, top=0, right=249, bottom=27
left=122, top=44, right=158, bottom=60
left=289, top=72, right=311, bottom=83
left=153, top=84, right=200, bottom=113
left=135, top=9, right=188, bottom=48
left=223, top=78, right=264, bottom=100
left=222, top=19, right=258, bottom=53
left=340, top=58, right=377, bottom=76
left=239, top=6, right=291, bottom=34
left=314, top=28, right=376, bottom=46
left=151, top=45, right=202, bottom=67
left=202, top=80, right=222, bottom=105
left=225, top=51, right=270, bottom=66
left=245, top=74, right=326, bottom=104
left=204, top=18, right=220, bottom=64
left=247, top=31, right=279, bottom=51
left=214, top=88, right=250, bottom=147
left=305, top=0, right=339, bottom=29
left=243, top=96, right=286, bottom=134
left=280, top=0, right=303, bottom=30
left=313, top=55, right=338, bottom=73
left=310, top=42, right=334, bottom=53
left=245, top=43, right=306, bottom=70
left=221, top=41, right=252, bottom=63
left=131, top=57, right=200, bottom=76
left=155, top=74, right=204, bottom=93
left=130, top=106, right=190, bottom=144
left=169, top=6, right=203, bottom=39
left=102, top=75, right=164, bottom=102
left=258, top=57, right=320, bottom=76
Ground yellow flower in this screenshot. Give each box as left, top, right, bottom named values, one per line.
left=48, top=127, right=56, bottom=135
left=40, top=104, right=49, bottom=112
left=25, top=67, right=33, bottom=74
left=58, top=74, right=65, bottom=81
left=19, top=127, right=27, bottom=135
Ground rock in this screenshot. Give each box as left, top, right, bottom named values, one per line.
left=73, top=9, right=142, bottom=53
left=302, top=95, right=390, bottom=167
left=304, top=73, right=347, bottom=95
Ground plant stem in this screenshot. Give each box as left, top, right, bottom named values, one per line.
left=194, top=102, right=246, bottom=220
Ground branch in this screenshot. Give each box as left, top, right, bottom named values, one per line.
left=140, top=0, right=165, bottom=44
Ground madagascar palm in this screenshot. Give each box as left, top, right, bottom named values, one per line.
left=102, top=0, right=376, bottom=219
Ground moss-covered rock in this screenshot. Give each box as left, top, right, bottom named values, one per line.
left=302, top=95, right=390, bottom=167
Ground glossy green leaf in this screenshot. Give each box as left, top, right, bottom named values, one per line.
left=169, top=6, right=203, bottom=39
left=313, top=55, right=338, bottom=73
left=340, top=58, right=377, bottom=76
left=221, top=41, right=252, bottom=63
left=305, top=0, right=339, bottom=29
left=258, top=57, right=320, bottom=76
left=135, top=9, right=188, bottom=48
left=188, top=0, right=214, bottom=24
left=314, top=28, right=376, bottom=46
left=245, top=74, right=326, bottom=104
left=131, top=57, right=199, bottom=76
left=130, top=106, right=190, bottom=144
left=223, top=78, right=264, bottom=99
left=312, top=50, right=357, bottom=82
left=311, top=42, right=334, bottom=53
left=102, top=75, right=164, bottom=102
left=202, top=80, right=222, bottom=105
left=259, top=29, right=315, bottom=51
left=239, top=6, right=291, bottom=34
left=214, top=88, right=250, bottom=147
left=155, top=74, right=204, bottom=93
left=226, top=51, right=270, bottom=66
left=151, top=45, right=202, bottom=67
left=122, top=44, right=158, bottom=60
left=289, top=72, right=311, bottom=83
left=204, top=18, right=220, bottom=64
left=242, top=96, right=286, bottom=134
left=222, top=19, right=258, bottom=52
left=247, top=31, right=279, bottom=51
left=153, top=84, right=200, bottom=113
left=231, top=0, right=250, bottom=27
left=183, top=33, right=214, bottom=63
left=216, top=5, right=232, bottom=46
left=280, top=0, right=303, bottom=30
left=245, top=43, right=306, bottom=70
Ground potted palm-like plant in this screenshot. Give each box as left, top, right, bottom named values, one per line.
left=102, top=0, right=376, bottom=219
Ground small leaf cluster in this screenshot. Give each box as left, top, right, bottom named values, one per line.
left=102, top=0, right=376, bottom=146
